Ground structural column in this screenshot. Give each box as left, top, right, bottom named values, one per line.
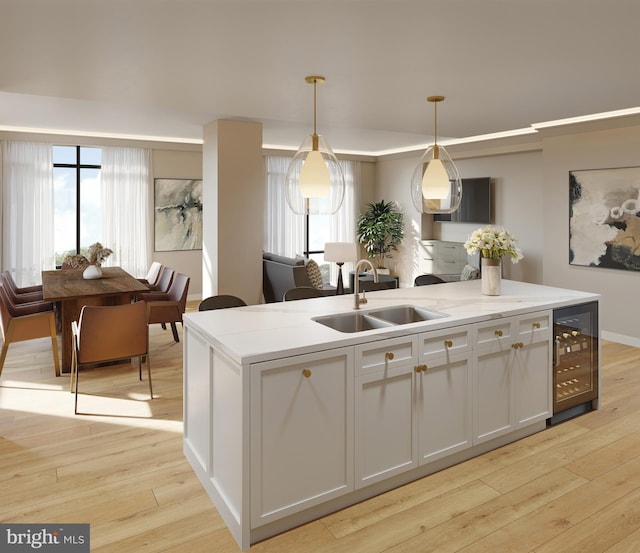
left=202, top=120, right=264, bottom=304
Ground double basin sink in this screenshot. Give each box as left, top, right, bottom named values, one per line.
left=313, top=305, right=448, bottom=333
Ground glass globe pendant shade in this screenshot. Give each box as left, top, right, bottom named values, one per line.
left=285, top=133, right=345, bottom=215
left=410, top=144, right=462, bottom=214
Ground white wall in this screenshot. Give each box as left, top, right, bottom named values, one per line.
left=152, top=149, right=203, bottom=298
left=541, top=124, right=640, bottom=346
left=376, top=122, right=640, bottom=346
left=375, top=149, right=544, bottom=286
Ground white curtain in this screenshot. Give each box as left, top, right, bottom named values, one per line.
left=264, top=155, right=360, bottom=283
left=101, top=147, right=151, bottom=277
left=1, top=141, right=55, bottom=286
left=264, top=156, right=305, bottom=257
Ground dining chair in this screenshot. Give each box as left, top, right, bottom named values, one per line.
left=144, top=266, right=174, bottom=293
left=70, top=301, right=151, bottom=415
left=139, top=273, right=190, bottom=342
left=0, top=284, right=60, bottom=378
left=1, top=271, right=44, bottom=304
left=414, top=274, right=446, bottom=286
left=198, top=295, right=247, bottom=311
left=283, top=286, right=325, bottom=301
left=137, top=262, right=164, bottom=287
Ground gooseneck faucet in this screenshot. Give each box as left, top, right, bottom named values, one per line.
left=353, top=259, right=378, bottom=310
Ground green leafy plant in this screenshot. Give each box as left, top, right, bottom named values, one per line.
left=356, top=200, right=404, bottom=269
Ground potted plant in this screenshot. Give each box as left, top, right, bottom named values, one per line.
left=356, top=200, right=404, bottom=271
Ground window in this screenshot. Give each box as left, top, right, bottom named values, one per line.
left=53, top=146, right=102, bottom=265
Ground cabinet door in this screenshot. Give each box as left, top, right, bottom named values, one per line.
left=473, top=312, right=552, bottom=444
left=354, top=337, right=418, bottom=488
left=355, top=367, right=417, bottom=488
left=250, top=348, right=354, bottom=526
left=474, top=346, right=514, bottom=444
left=514, top=336, right=552, bottom=428
left=417, top=353, right=472, bottom=464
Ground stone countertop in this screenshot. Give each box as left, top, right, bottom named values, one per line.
left=183, top=280, right=600, bottom=365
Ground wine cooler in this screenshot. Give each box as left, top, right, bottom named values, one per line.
left=549, top=301, right=599, bottom=425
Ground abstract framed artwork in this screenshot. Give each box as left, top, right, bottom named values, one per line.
left=154, top=178, right=203, bottom=252
left=569, top=167, right=640, bottom=271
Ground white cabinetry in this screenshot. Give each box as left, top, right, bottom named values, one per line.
left=250, top=347, right=354, bottom=526
left=473, top=311, right=552, bottom=444
left=354, top=336, right=419, bottom=488
left=416, top=326, right=473, bottom=464
left=355, top=326, right=474, bottom=487
left=418, top=240, right=467, bottom=276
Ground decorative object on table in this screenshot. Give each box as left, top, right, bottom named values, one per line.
left=410, top=95, right=462, bottom=214
left=284, top=76, right=345, bottom=216
left=82, top=264, right=103, bottom=280
left=324, top=242, right=358, bottom=295
left=464, top=226, right=523, bottom=296
left=569, top=167, right=640, bottom=272
left=356, top=200, right=404, bottom=271
left=63, top=242, right=114, bottom=278
left=154, top=178, right=203, bottom=252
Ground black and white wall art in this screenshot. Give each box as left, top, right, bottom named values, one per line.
left=154, top=178, right=203, bottom=252
left=569, top=167, right=640, bottom=271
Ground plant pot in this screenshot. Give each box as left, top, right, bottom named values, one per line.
left=481, top=257, right=501, bottom=296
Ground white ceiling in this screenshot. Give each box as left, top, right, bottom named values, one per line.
left=2, top=0, right=640, bottom=154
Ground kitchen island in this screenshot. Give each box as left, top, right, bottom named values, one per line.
left=182, top=279, right=600, bottom=550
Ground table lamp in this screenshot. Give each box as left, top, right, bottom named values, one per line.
left=324, top=242, right=358, bottom=295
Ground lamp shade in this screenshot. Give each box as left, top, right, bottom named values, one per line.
left=410, top=144, right=462, bottom=213
left=324, top=242, right=358, bottom=263
left=285, top=76, right=345, bottom=216
left=285, top=134, right=345, bottom=215
left=410, top=95, right=463, bottom=214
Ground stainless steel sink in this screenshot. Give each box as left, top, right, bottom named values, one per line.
left=313, top=305, right=448, bottom=333
left=367, top=305, right=448, bottom=325
left=313, top=312, right=394, bottom=333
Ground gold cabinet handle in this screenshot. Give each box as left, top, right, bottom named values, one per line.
left=495, top=330, right=503, bottom=337
left=533, top=322, right=541, bottom=329
left=511, top=342, right=524, bottom=350
left=444, top=340, right=453, bottom=348
left=302, top=369, right=312, bottom=378
left=385, top=352, right=395, bottom=361
left=414, top=364, right=428, bottom=373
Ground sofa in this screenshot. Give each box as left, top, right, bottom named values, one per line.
left=262, top=253, right=336, bottom=303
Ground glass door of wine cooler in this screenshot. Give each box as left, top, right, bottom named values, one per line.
left=552, top=302, right=599, bottom=420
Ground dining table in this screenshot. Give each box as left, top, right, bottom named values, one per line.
left=42, top=266, right=150, bottom=373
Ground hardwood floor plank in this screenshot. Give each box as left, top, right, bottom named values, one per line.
left=457, top=457, right=640, bottom=553
left=533, top=487, right=640, bottom=553
left=381, top=468, right=586, bottom=553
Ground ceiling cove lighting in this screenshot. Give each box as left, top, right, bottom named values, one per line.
left=410, top=95, right=462, bottom=214
left=285, top=76, right=345, bottom=215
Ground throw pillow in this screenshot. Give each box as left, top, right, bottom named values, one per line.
left=306, top=259, right=324, bottom=290
left=460, top=264, right=480, bottom=281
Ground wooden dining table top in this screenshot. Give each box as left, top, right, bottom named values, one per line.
left=42, top=266, right=149, bottom=301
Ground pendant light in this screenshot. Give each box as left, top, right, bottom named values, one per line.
left=285, top=76, right=345, bottom=215
left=411, top=95, right=462, bottom=214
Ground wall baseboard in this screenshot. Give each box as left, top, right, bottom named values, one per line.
left=602, top=331, right=640, bottom=348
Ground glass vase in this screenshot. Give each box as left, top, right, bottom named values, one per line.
left=481, top=257, right=501, bottom=296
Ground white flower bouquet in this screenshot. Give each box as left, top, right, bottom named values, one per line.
left=464, top=226, right=524, bottom=263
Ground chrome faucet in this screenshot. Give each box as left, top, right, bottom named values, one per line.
left=353, top=259, right=378, bottom=310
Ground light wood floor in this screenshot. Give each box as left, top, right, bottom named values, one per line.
left=1, top=305, right=640, bottom=552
